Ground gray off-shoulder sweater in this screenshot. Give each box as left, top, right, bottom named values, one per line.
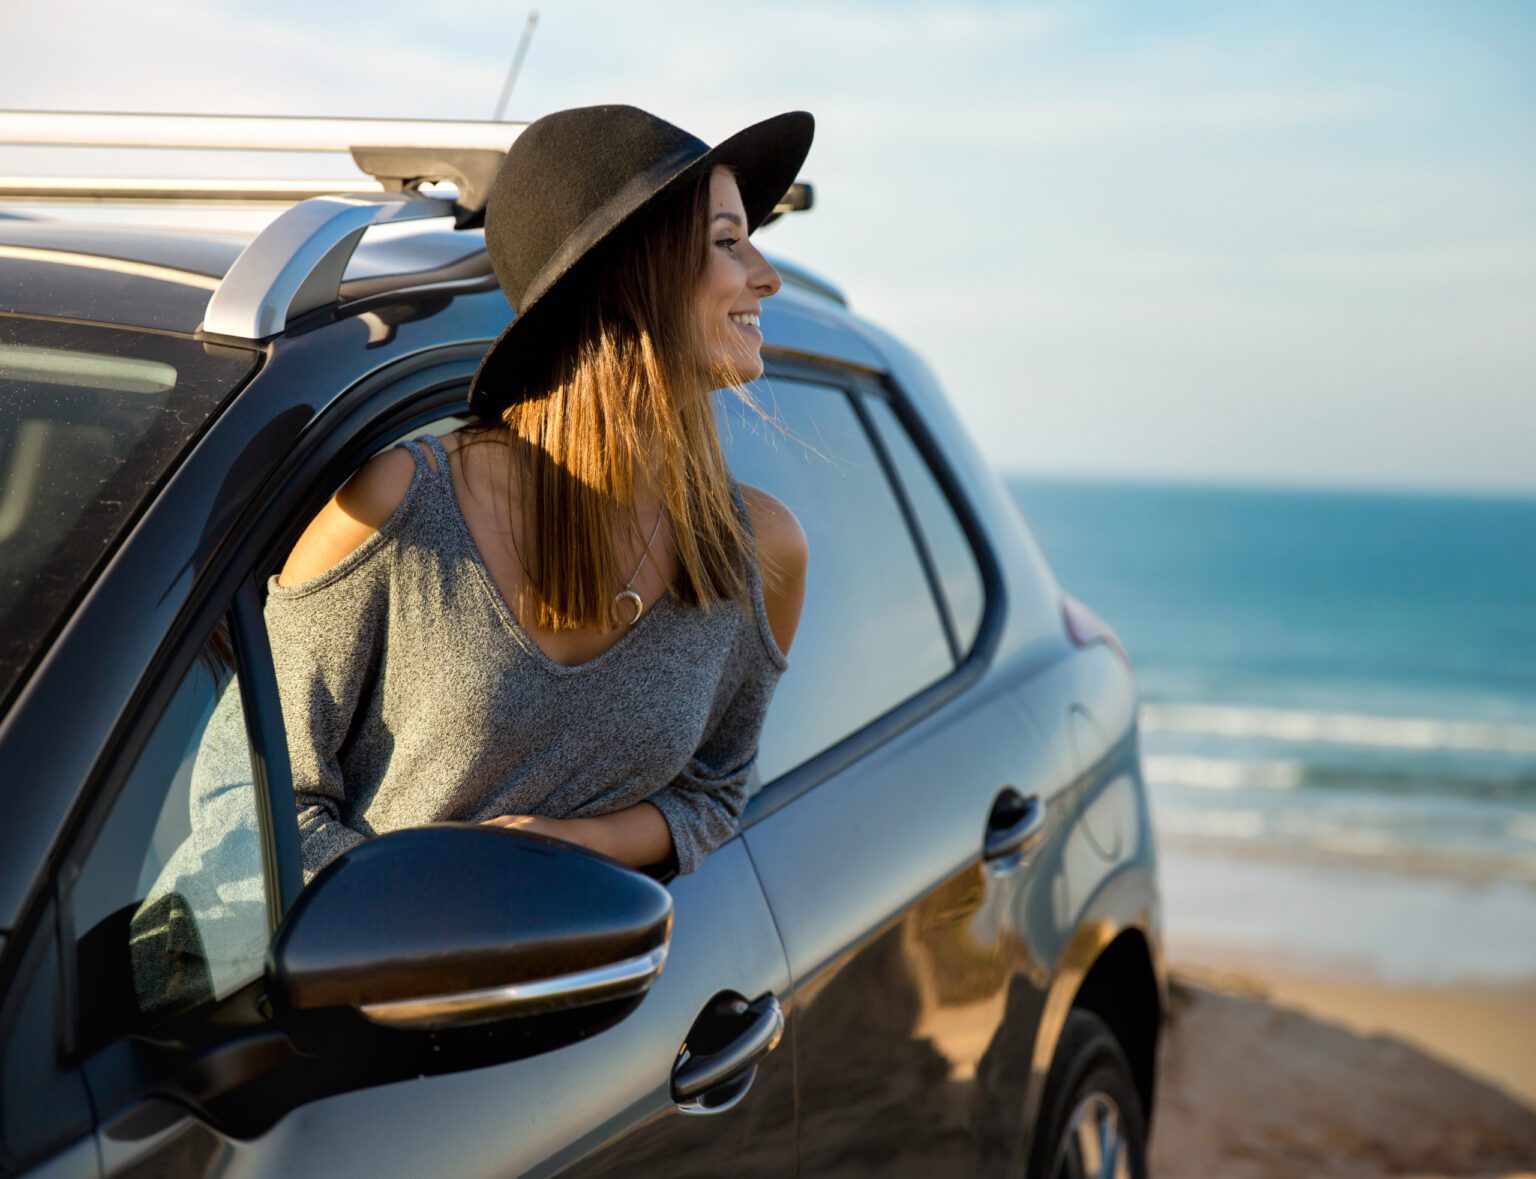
left=263, top=433, right=789, bottom=882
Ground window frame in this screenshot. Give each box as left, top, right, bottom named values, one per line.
left=844, top=388, right=964, bottom=664
left=55, top=600, right=282, bottom=1058
left=735, top=354, right=1007, bottom=826
left=852, top=384, right=990, bottom=661
left=48, top=346, right=485, bottom=1063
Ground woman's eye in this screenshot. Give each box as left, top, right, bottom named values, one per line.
left=715, top=237, right=740, bottom=252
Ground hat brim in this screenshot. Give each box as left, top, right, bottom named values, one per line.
left=466, top=110, right=814, bottom=419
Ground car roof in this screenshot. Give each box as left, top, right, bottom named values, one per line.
left=0, top=217, right=250, bottom=333
left=0, top=213, right=879, bottom=373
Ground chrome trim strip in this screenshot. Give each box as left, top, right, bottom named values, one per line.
left=358, top=944, right=669, bottom=1030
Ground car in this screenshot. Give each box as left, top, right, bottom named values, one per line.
left=0, top=110, right=1165, bottom=1179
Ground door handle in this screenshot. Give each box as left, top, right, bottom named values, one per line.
left=984, top=789, right=1045, bottom=863
left=671, top=993, right=784, bottom=1114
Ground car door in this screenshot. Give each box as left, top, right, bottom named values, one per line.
left=722, top=368, right=1065, bottom=1177
left=45, top=595, right=794, bottom=1179
left=211, top=386, right=798, bottom=1179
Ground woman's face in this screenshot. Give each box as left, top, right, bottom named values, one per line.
left=692, top=166, right=782, bottom=386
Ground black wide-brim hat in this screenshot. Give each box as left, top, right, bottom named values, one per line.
left=466, top=104, right=814, bottom=419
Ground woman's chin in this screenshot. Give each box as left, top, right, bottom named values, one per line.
left=705, top=355, right=763, bottom=390
left=730, top=349, right=765, bottom=384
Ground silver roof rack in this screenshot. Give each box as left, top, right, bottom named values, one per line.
left=0, top=110, right=817, bottom=341
left=0, top=110, right=521, bottom=222
left=0, top=176, right=455, bottom=205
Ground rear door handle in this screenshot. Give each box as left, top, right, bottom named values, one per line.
left=984, top=789, right=1045, bottom=863
left=671, top=993, right=784, bottom=1114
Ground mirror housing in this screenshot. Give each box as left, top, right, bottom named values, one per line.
left=168, top=826, right=671, bottom=1135
left=268, top=824, right=672, bottom=1035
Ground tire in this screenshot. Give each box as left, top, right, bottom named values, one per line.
left=1026, top=1008, right=1149, bottom=1179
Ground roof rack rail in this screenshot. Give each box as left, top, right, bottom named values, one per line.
left=0, top=110, right=523, bottom=225
left=0, top=177, right=436, bottom=204
left=0, top=110, right=817, bottom=340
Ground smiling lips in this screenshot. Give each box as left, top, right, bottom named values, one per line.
left=728, top=311, right=761, bottom=333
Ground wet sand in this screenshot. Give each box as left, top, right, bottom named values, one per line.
left=1151, top=954, right=1536, bottom=1178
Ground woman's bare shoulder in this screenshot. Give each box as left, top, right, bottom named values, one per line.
left=736, top=483, right=808, bottom=657
left=275, top=446, right=417, bottom=587
left=737, top=484, right=807, bottom=562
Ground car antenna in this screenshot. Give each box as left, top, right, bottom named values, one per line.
left=494, top=10, right=540, bottom=122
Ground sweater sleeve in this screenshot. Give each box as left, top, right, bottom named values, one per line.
left=645, top=646, right=787, bottom=878
left=262, top=538, right=394, bottom=884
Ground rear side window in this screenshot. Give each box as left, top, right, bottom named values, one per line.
left=717, top=377, right=953, bottom=784
left=0, top=317, right=259, bottom=710
left=859, top=393, right=985, bottom=656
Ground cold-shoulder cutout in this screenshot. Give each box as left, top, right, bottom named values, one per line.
left=275, top=445, right=417, bottom=588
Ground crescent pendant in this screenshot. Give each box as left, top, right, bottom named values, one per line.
left=614, top=588, right=644, bottom=626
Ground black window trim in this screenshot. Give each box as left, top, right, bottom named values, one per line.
left=858, top=378, right=997, bottom=659
left=845, top=386, right=963, bottom=664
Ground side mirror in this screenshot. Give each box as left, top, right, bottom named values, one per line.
left=267, top=824, right=672, bottom=1059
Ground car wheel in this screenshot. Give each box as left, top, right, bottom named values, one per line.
left=1027, top=1008, right=1148, bottom=1179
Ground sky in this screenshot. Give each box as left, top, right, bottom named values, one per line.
left=2, top=0, right=1533, bottom=494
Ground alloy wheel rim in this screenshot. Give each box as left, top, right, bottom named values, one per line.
left=1052, top=1089, right=1132, bottom=1179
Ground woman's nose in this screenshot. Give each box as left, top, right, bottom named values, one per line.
left=750, top=247, right=782, bottom=297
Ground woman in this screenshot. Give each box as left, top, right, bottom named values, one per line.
left=265, top=105, right=813, bottom=884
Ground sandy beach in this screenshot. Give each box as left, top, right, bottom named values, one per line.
left=1149, top=914, right=1536, bottom=1178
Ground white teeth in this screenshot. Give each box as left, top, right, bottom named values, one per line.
left=728, top=313, right=760, bottom=327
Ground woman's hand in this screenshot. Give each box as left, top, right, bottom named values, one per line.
left=480, top=803, right=674, bottom=871
left=480, top=813, right=597, bottom=849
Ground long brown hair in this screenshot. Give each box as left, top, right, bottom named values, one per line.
left=457, top=164, right=782, bottom=632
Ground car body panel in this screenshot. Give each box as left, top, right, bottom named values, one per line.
left=1011, top=640, right=1167, bottom=1127
left=744, top=655, right=1072, bottom=1175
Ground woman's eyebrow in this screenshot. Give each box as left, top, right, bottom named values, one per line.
left=712, top=212, right=745, bottom=227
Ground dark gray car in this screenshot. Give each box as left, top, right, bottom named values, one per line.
left=0, top=121, right=1164, bottom=1179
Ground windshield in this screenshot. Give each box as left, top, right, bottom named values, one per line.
left=0, top=316, right=260, bottom=710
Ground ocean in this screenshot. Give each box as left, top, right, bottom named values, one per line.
left=1006, top=477, right=1536, bottom=897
